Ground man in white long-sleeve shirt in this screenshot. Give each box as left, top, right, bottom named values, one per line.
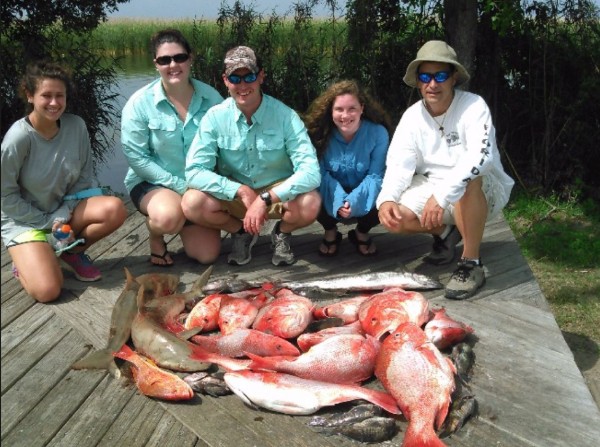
left=377, top=40, right=514, bottom=299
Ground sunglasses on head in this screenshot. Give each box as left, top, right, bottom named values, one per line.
left=155, top=53, right=190, bottom=66
left=227, top=72, right=258, bottom=84
left=417, top=71, right=452, bottom=84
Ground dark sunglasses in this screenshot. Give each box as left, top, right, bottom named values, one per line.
left=417, top=71, right=452, bottom=84
left=155, top=53, right=190, bottom=66
left=227, top=72, right=258, bottom=84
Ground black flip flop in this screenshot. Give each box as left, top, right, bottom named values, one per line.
left=150, top=248, right=174, bottom=267
left=318, top=231, right=342, bottom=257
left=348, top=229, right=377, bottom=257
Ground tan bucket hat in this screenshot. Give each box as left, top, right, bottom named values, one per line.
left=403, top=40, right=470, bottom=87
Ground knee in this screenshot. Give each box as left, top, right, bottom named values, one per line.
left=106, top=197, right=128, bottom=227
left=181, top=190, right=208, bottom=218
left=301, top=192, right=322, bottom=220
left=151, top=213, right=185, bottom=234
left=27, top=281, right=62, bottom=303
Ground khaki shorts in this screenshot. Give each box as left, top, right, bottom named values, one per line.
left=220, top=181, right=285, bottom=220
left=399, top=174, right=504, bottom=225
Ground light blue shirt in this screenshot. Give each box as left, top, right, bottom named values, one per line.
left=319, top=120, right=389, bottom=218
left=186, top=95, right=321, bottom=202
left=121, top=78, right=224, bottom=194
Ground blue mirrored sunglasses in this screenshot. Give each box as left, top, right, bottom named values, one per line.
left=417, top=71, right=451, bottom=84
left=227, top=72, right=258, bottom=84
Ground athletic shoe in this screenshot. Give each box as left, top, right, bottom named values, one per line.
left=270, top=223, right=295, bottom=266
left=228, top=232, right=258, bottom=266
left=424, top=225, right=463, bottom=265
left=445, top=260, right=485, bottom=300
left=59, top=252, right=102, bottom=282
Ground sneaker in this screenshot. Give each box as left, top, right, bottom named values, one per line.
left=228, top=232, right=258, bottom=266
left=271, top=224, right=295, bottom=266
left=59, top=252, right=102, bottom=282
left=424, top=225, right=463, bottom=265
left=445, top=260, right=486, bottom=300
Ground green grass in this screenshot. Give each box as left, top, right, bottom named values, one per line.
left=504, top=189, right=600, bottom=344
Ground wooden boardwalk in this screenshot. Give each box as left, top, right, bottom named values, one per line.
left=2, top=208, right=599, bottom=447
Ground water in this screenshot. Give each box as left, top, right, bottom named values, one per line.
left=96, top=68, right=156, bottom=195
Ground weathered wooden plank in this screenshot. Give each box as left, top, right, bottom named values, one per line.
left=444, top=300, right=600, bottom=447
left=144, top=412, right=200, bottom=447
left=0, top=329, right=90, bottom=439
left=0, top=288, right=37, bottom=329
left=97, top=392, right=205, bottom=447
left=45, top=374, right=138, bottom=446
left=2, top=369, right=106, bottom=447
left=1, top=311, right=70, bottom=393
left=1, top=302, right=54, bottom=358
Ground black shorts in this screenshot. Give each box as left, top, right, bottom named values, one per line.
left=129, top=181, right=162, bottom=214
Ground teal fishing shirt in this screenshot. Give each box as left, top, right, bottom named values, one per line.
left=186, top=94, right=321, bottom=202
left=121, top=78, right=224, bottom=195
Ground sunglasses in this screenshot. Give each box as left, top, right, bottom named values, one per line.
left=227, top=72, right=258, bottom=84
left=417, top=71, right=452, bottom=84
left=155, top=53, right=190, bottom=66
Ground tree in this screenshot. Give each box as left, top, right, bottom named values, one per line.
left=1, top=0, right=130, bottom=167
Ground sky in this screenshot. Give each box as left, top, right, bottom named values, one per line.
left=108, top=0, right=345, bottom=20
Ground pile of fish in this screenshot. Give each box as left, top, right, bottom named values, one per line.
left=72, top=266, right=478, bottom=446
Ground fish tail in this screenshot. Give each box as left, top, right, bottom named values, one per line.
left=402, top=422, right=446, bottom=447
left=71, top=349, right=115, bottom=373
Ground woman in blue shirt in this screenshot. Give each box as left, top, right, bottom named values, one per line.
left=121, top=29, right=224, bottom=266
left=304, top=80, right=392, bottom=256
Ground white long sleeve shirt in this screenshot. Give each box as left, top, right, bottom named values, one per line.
left=376, top=90, right=513, bottom=212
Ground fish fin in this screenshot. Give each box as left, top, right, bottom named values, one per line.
left=178, top=327, right=203, bottom=340
left=124, top=267, right=135, bottom=285
left=193, top=265, right=214, bottom=293
left=71, top=349, right=113, bottom=371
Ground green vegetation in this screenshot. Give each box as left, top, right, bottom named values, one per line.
left=504, top=189, right=600, bottom=345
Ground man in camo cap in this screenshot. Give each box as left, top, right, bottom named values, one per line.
left=184, top=45, right=321, bottom=267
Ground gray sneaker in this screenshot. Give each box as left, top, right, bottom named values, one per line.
left=445, top=260, right=486, bottom=300
left=271, top=225, right=295, bottom=266
left=228, top=232, right=258, bottom=266
left=424, top=225, right=463, bottom=265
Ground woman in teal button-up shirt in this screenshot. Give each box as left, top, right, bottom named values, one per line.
left=121, top=29, right=224, bottom=266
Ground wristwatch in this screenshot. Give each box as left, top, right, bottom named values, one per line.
left=260, top=191, right=272, bottom=207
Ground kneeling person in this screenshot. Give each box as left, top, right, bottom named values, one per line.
left=377, top=40, right=514, bottom=300
left=183, top=46, right=321, bottom=266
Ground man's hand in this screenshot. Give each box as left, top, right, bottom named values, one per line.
left=378, top=201, right=403, bottom=232
left=421, top=195, right=444, bottom=230
left=237, top=186, right=267, bottom=235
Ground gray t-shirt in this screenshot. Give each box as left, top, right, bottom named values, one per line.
left=1, top=113, right=95, bottom=245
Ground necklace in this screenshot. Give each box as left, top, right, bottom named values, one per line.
left=423, top=100, right=447, bottom=137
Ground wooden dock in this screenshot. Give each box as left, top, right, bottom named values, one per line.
left=2, top=208, right=599, bottom=447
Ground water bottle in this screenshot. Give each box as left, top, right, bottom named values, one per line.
left=47, top=224, right=72, bottom=252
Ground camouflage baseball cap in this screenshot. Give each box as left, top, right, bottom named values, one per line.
left=224, top=46, right=259, bottom=76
